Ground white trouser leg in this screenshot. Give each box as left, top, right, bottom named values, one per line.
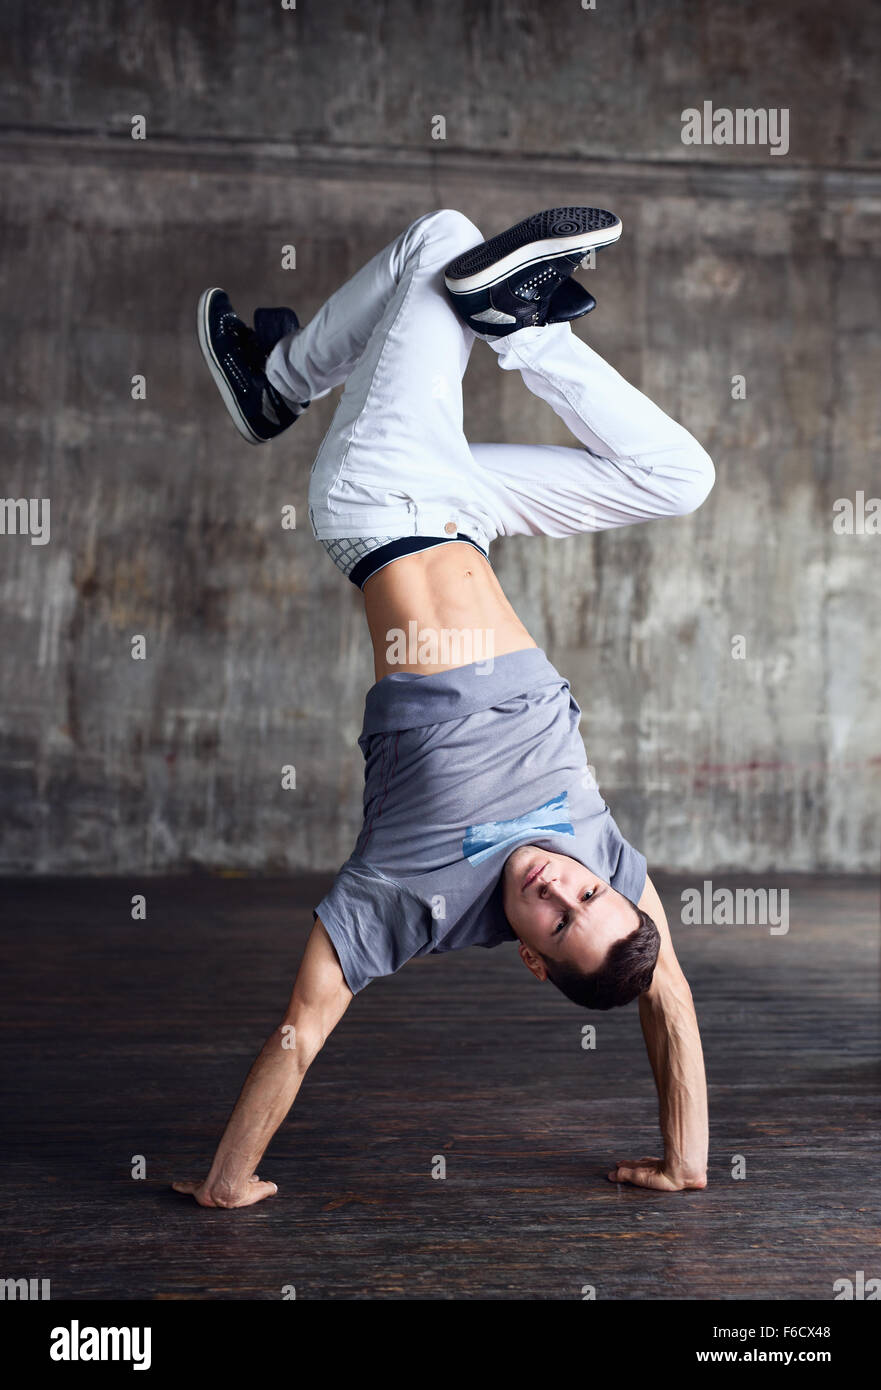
left=468, top=323, right=714, bottom=536
left=266, top=209, right=500, bottom=544
left=269, top=209, right=713, bottom=545
left=265, top=228, right=429, bottom=405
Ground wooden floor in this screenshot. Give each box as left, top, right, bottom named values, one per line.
left=1, top=873, right=879, bottom=1301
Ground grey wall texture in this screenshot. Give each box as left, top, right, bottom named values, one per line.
left=1, top=0, right=879, bottom=875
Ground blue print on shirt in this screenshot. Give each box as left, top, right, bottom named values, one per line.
left=463, top=790, right=574, bottom=866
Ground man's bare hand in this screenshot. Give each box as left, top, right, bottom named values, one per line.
left=171, top=1175, right=278, bottom=1208
left=607, top=1157, right=707, bottom=1192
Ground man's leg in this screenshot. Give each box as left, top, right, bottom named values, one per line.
left=466, top=321, right=714, bottom=539
left=262, top=223, right=446, bottom=406
left=265, top=209, right=500, bottom=547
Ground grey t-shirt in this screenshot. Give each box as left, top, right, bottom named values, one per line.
left=314, top=647, right=646, bottom=994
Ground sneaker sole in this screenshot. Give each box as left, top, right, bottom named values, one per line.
left=444, top=207, right=622, bottom=295
left=197, top=287, right=265, bottom=445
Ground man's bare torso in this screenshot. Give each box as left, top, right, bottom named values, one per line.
left=363, top=541, right=537, bottom=680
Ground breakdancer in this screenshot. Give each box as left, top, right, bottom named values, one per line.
left=174, top=208, right=711, bottom=1207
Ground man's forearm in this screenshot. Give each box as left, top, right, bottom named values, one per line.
left=638, top=975, right=708, bottom=1184
left=202, top=1023, right=318, bottom=1203
left=634, top=875, right=709, bottom=1187
left=173, top=921, right=352, bottom=1210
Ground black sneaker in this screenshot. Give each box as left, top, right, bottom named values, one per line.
left=197, top=288, right=309, bottom=444
left=443, top=207, right=620, bottom=337
left=546, top=278, right=596, bottom=323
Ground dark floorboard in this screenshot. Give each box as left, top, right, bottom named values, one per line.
left=1, top=874, right=879, bottom=1300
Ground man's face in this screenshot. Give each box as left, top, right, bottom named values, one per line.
left=501, top=846, right=640, bottom=980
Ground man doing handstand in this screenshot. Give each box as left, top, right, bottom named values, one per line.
left=174, top=207, right=712, bottom=1208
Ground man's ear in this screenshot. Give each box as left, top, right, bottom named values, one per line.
left=518, top=941, right=549, bottom=982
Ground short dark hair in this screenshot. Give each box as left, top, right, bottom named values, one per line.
left=542, top=905, right=661, bottom=1010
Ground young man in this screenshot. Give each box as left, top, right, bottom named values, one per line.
left=174, top=208, right=711, bottom=1209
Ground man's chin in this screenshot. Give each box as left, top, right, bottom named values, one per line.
left=505, top=844, right=538, bottom=870
left=502, top=844, right=533, bottom=893
left=501, top=846, right=537, bottom=929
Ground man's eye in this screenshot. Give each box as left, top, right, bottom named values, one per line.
left=554, top=890, right=595, bottom=933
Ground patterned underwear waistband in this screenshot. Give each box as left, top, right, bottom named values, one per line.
left=321, top=533, right=489, bottom=589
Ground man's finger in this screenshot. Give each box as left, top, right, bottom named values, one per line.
left=171, top=1180, right=200, bottom=1194
left=616, top=1166, right=651, bottom=1186
left=610, top=1164, right=666, bottom=1189
left=609, top=1165, right=643, bottom=1183
left=608, top=1163, right=648, bottom=1182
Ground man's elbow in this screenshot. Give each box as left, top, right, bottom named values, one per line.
left=642, top=961, right=694, bottom=1011
left=297, top=1022, right=327, bottom=1070
left=275, top=1017, right=325, bottom=1072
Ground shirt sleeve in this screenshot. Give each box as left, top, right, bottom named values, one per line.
left=607, top=818, right=648, bottom=906
left=312, top=854, right=433, bottom=994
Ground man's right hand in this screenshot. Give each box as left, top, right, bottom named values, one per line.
left=170, top=919, right=351, bottom=1214
left=171, top=1175, right=279, bottom=1208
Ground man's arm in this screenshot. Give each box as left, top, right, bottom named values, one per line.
left=607, top=874, right=709, bottom=1192
left=172, top=917, right=353, bottom=1208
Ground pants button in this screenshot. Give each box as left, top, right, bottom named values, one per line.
left=444, top=520, right=458, bottom=535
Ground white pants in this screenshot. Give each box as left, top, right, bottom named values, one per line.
left=265, top=209, right=715, bottom=550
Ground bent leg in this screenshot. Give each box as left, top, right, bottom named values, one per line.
left=470, top=322, right=714, bottom=537
left=281, top=209, right=504, bottom=544
left=264, top=220, right=449, bottom=404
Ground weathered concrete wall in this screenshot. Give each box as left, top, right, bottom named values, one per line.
left=2, top=0, right=879, bottom=166
left=1, top=0, right=879, bottom=873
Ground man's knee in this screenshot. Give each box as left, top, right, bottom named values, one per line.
left=421, top=208, right=483, bottom=255
left=668, top=444, right=715, bottom=516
